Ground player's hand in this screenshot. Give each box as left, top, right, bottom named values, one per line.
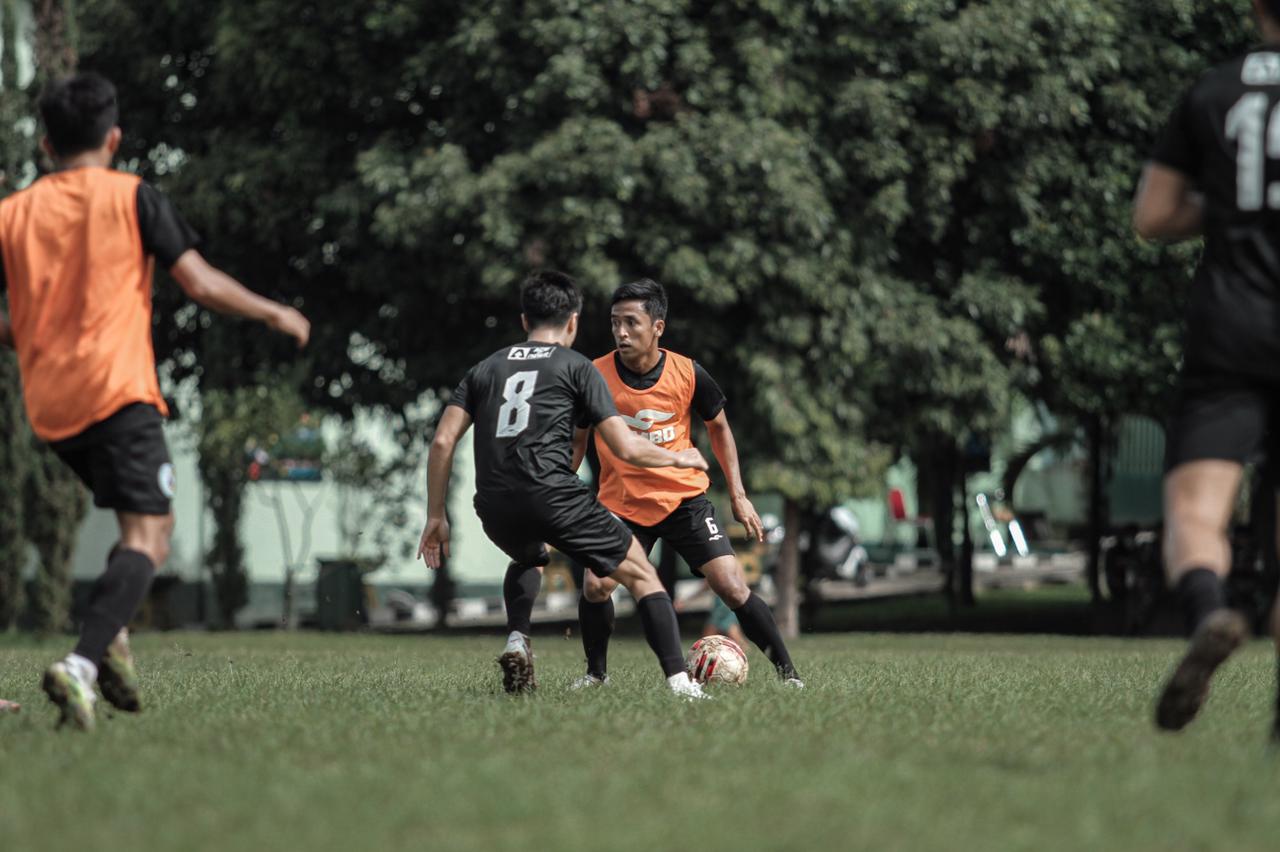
left=732, top=495, right=764, bottom=543
left=417, top=517, right=451, bottom=569
left=267, top=305, right=311, bottom=349
left=673, top=448, right=709, bottom=471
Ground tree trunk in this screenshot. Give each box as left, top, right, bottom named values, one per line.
left=957, top=461, right=976, bottom=607
left=775, top=498, right=801, bottom=640
left=1086, top=416, right=1109, bottom=605
left=929, top=440, right=960, bottom=608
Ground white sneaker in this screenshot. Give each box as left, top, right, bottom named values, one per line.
left=667, top=671, right=711, bottom=700
left=570, top=673, right=610, bottom=690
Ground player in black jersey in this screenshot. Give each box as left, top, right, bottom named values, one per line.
left=1134, top=0, right=1280, bottom=736
left=416, top=270, right=712, bottom=698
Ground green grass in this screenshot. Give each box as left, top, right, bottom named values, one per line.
left=3, top=630, right=1280, bottom=851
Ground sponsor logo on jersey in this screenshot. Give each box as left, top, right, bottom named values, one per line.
left=508, top=345, right=556, bottom=361
left=621, top=409, right=677, bottom=444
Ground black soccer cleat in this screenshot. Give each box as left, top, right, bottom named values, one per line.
left=1155, top=609, right=1249, bottom=732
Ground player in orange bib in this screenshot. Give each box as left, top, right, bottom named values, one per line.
left=0, top=73, right=309, bottom=730
left=570, top=279, right=802, bottom=688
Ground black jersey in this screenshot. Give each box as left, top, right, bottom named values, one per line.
left=449, top=342, right=618, bottom=495
left=1154, top=46, right=1280, bottom=377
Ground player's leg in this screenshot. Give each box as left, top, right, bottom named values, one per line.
left=604, top=538, right=705, bottom=697
left=1156, top=459, right=1249, bottom=730
left=499, top=557, right=544, bottom=693
left=700, top=555, right=802, bottom=685
left=574, top=527, right=655, bottom=687
left=44, top=406, right=173, bottom=729
left=574, top=570, right=619, bottom=687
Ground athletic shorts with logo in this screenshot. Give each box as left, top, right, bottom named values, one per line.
left=50, top=403, right=174, bottom=515
left=1164, top=369, right=1280, bottom=471
left=475, top=479, right=632, bottom=578
left=626, top=494, right=735, bottom=576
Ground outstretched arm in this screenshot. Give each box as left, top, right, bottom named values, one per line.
left=595, top=416, right=708, bottom=471
left=417, top=405, right=472, bottom=568
left=705, top=412, right=763, bottom=543
left=1133, top=164, right=1204, bottom=242
left=170, top=250, right=310, bottom=348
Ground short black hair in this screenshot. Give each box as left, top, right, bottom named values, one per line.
left=521, top=270, right=582, bottom=328
left=610, top=278, right=667, bottom=322
left=39, top=72, right=118, bottom=157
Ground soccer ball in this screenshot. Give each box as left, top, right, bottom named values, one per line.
left=686, top=636, right=748, bottom=686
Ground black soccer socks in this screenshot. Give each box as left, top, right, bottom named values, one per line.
left=733, top=592, right=799, bottom=678
left=503, top=562, right=542, bottom=636
left=579, top=595, right=615, bottom=678
left=74, top=548, right=155, bottom=663
left=1178, top=568, right=1226, bottom=634
left=636, top=592, right=686, bottom=678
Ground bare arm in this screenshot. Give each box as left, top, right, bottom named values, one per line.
left=169, top=249, right=310, bottom=347
left=0, top=315, right=11, bottom=349
left=1133, top=163, right=1204, bottom=242
left=571, top=426, right=591, bottom=472
left=416, top=405, right=473, bottom=568
left=595, top=416, right=708, bottom=471
left=705, top=412, right=764, bottom=542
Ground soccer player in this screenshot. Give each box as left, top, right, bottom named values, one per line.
left=569, top=279, right=803, bottom=688
left=0, top=73, right=310, bottom=730
left=416, top=270, right=711, bottom=699
left=1133, top=0, right=1280, bottom=735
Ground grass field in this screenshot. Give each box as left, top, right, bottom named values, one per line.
left=3, top=629, right=1280, bottom=852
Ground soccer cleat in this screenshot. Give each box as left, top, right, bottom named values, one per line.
left=42, top=661, right=97, bottom=731
left=0, top=699, right=19, bottom=714
left=1156, top=609, right=1249, bottom=732
left=569, top=673, right=610, bottom=690
left=98, top=629, right=142, bottom=713
left=782, top=676, right=806, bottom=689
left=667, top=671, right=711, bottom=700
left=497, top=632, right=536, bottom=694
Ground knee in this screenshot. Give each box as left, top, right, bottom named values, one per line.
left=582, top=575, right=614, bottom=604
left=705, top=563, right=750, bottom=609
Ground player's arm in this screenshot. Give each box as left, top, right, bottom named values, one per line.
left=417, top=404, right=472, bottom=569
left=1133, top=163, right=1204, bottom=242
left=571, top=426, right=591, bottom=472
left=704, top=412, right=764, bottom=543
left=170, top=250, right=310, bottom=348
left=596, top=415, right=708, bottom=471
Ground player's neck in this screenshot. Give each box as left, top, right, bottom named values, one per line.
left=55, top=151, right=111, bottom=171
left=619, top=346, right=661, bottom=375
left=526, top=330, right=568, bottom=347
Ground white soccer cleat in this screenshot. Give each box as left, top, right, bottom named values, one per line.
left=782, top=676, right=806, bottom=690
left=497, top=632, right=536, bottom=694
left=569, top=673, right=610, bottom=690
left=667, top=671, right=711, bottom=700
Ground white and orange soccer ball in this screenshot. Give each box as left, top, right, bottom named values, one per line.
left=685, top=635, right=749, bottom=686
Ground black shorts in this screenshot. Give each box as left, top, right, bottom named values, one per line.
left=1165, top=370, right=1280, bottom=472
left=50, top=403, right=174, bottom=515
left=626, top=494, right=735, bottom=577
left=475, top=482, right=632, bottom=578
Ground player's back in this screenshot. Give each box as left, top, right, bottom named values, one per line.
left=456, top=342, right=612, bottom=497
left=0, top=167, right=165, bottom=440
left=1157, top=48, right=1280, bottom=376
